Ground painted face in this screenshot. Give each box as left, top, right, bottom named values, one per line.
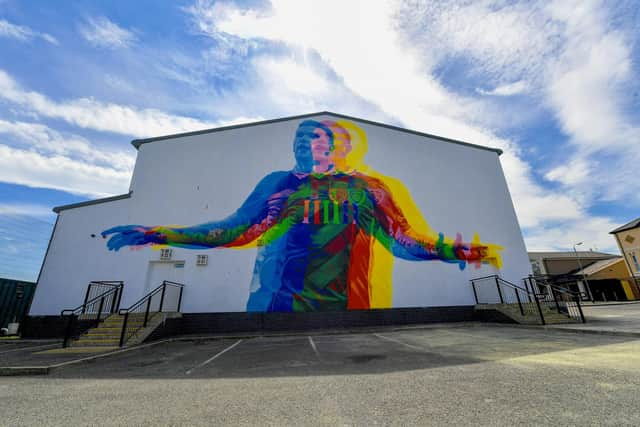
left=322, top=121, right=352, bottom=172
left=293, top=122, right=334, bottom=173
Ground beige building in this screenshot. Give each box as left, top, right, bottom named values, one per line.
left=610, top=218, right=640, bottom=278
left=528, top=251, right=617, bottom=276
left=574, top=257, right=640, bottom=301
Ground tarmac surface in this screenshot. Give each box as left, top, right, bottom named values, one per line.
left=1, top=323, right=640, bottom=426
left=549, top=302, right=640, bottom=335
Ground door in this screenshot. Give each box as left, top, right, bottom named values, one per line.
left=144, top=261, right=185, bottom=294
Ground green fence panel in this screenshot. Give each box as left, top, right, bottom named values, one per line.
left=0, top=278, right=36, bottom=329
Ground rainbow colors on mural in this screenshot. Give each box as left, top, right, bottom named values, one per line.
left=102, top=119, right=503, bottom=312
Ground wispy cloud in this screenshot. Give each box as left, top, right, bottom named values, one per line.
left=0, top=144, right=130, bottom=197
left=183, top=0, right=636, bottom=252
left=477, top=81, right=529, bottom=96
left=0, top=69, right=259, bottom=138
left=0, top=19, right=58, bottom=44
left=0, top=119, right=134, bottom=171
left=0, top=203, right=55, bottom=219
left=79, top=16, right=136, bottom=49
left=0, top=119, right=134, bottom=196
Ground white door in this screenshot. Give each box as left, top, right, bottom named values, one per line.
left=144, top=261, right=185, bottom=294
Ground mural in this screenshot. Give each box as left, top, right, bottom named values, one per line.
left=102, top=120, right=503, bottom=312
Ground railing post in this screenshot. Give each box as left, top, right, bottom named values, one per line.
left=62, top=314, right=76, bottom=348
left=515, top=289, right=524, bottom=316
left=115, top=284, right=123, bottom=313
left=143, top=297, right=151, bottom=327
left=495, top=277, right=504, bottom=303
left=551, top=286, right=561, bottom=313
left=82, top=284, right=92, bottom=313
left=524, top=277, right=532, bottom=302
left=96, top=296, right=105, bottom=327
left=471, top=281, right=479, bottom=304
left=119, top=312, right=129, bottom=347
left=159, top=282, right=167, bottom=313
left=575, top=294, right=586, bottom=323
left=533, top=293, right=546, bottom=325
left=177, top=286, right=184, bottom=312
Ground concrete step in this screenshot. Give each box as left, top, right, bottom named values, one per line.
left=77, top=334, right=121, bottom=341
left=73, top=340, right=120, bottom=347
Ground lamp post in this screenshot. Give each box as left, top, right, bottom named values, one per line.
left=573, top=242, right=594, bottom=302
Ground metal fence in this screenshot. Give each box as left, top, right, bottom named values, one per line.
left=0, top=278, right=36, bottom=329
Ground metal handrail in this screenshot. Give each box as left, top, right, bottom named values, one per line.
left=524, top=276, right=586, bottom=323
left=118, top=281, right=184, bottom=347
left=471, top=275, right=544, bottom=323
left=62, top=285, right=122, bottom=315
left=61, top=281, right=124, bottom=348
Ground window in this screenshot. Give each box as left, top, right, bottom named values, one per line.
left=160, top=248, right=173, bottom=261
left=196, top=255, right=208, bottom=266
left=631, top=252, right=640, bottom=273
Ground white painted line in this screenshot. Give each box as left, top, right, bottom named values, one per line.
left=0, top=343, right=59, bottom=355
left=308, top=336, right=322, bottom=361
left=373, top=333, right=424, bottom=351
left=185, top=339, right=243, bottom=375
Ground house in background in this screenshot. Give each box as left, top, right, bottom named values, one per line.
left=528, top=251, right=618, bottom=276
left=573, top=257, right=640, bottom=301
left=610, top=217, right=640, bottom=279
left=527, top=251, right=628, bottom=301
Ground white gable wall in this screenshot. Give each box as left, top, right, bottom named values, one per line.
left=30, top=114, right=531, bottom=315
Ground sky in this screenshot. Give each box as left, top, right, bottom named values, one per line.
left=0, top=0, right=639, bottom=281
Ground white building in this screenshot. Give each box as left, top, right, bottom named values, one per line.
left=29, top=112, right=531, bottom=326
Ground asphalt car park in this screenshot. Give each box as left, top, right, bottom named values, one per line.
left=2, top=324, right=640, bottom=425
left=45, top=324, right=638, bottom=380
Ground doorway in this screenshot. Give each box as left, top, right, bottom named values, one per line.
left=144, top=261, right=186, bottom=295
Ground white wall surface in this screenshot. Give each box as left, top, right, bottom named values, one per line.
left=30, top=114, right=531, bottom=315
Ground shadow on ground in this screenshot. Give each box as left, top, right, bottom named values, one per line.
left=39, top=325, right=637, bottom=379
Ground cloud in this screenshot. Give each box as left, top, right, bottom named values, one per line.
left=0, top=119, right=135, bottom=196
left=0, top=203, right=55, bottom=219
left=0, top=19, right=58, bottom=44
left=0, top=119, right=134, bottom=171
left=477, top=81, right=529, bottom=96
left=0, top=144, right=130, bottom=197
left=543, top=0, right=640, bottom=206
left=184, top=0, right=637, bottom=254
left=0, top=69, right=259, bottom=138
left=524, top=216, right=621, bottom=253
left=79, top=16, right=136, bottom=49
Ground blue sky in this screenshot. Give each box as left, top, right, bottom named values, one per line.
left=1, top=0, right=639, bottom=281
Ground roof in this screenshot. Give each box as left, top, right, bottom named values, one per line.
left=610, top=217, right=640, bottom=234
left=130, top=111, right=503, bottom=155
left=574, top=257, right=625, bottom=276
left=53, top=192, right=132, bottom=213
left=528, top=251, right=619, bottom=260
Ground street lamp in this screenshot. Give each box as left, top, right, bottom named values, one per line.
left=573, top=242, right=593, bottom=302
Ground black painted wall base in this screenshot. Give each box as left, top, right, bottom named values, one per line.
left=153, top=306, right=475, bottom=340
left=23, top=306, right=476, bottom=339
left=21, top=315, right=94, bottom=339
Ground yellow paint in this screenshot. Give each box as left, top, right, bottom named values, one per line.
left=621, top=280, right=635, bottom=300
left=332, top=120, right=502, bottom=308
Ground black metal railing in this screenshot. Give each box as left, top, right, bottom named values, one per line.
left=471, top=275, right=545, bottom=323
left=524, top=276, right=586, bottom=324
left=118, top=281, right=184, bottom=347
left=61, top=281, right=124, bottom=347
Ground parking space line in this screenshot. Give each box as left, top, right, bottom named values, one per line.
left=373, top=333, right=424, bottom=351
left=0, top=343, right=59, bottom=355
left=185, top=339, right=243, bottom=375
left=308, top=336, right=322, bottom=361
